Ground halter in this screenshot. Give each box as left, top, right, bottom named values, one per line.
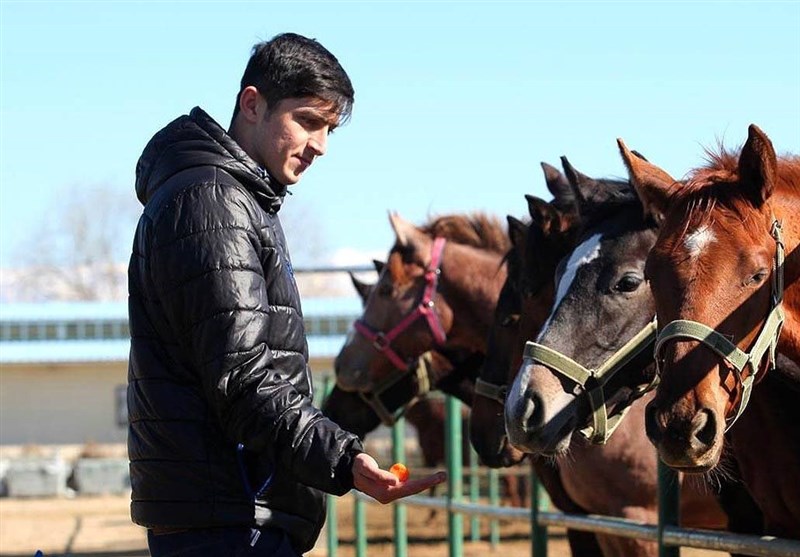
left=654, top=218, right=785, bottom=431
left=358, top=351, right=435, bottom=426
left=522, top=320, right=659, bottom=444
left=475, top=377, right=508, bottom=405
left=353, top=237, right=448, bottom=371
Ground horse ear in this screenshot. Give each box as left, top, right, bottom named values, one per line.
left=506, top=215, right=527, bottom=250
left=349, top=272, right=373, bottom=304
left=388, top=211, right=431, bottom=264
left=524, top=194, right=557, bottom=232
left=617, top=138, right=676, bottom=222
left=388, top=211, right=415, bottom=247
left=372, top=259, right=385, bottom=274
left=540, top=161, right=574, bottom=210
left=560, top=156, right=600, bottom=215
left=737, top=124, right=777, bottom=207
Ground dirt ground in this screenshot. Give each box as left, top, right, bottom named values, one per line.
left=0, top=492, right=727, bottom=557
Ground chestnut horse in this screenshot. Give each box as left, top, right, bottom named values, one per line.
left=618, top=126, right=800, bottom=536
left=335, top=212, right=510, bottom=392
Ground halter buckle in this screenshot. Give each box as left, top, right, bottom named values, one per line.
left=372, top=332, right=390, bottom=351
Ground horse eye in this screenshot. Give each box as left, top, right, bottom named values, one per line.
left=747, top=269, right=769, bottom=286
left=501, top=314, right=520, bottom=327
left=614, top=274, right=642, bottom=293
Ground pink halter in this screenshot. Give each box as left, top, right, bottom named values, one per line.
left=354, top=237, right=448, bottom=370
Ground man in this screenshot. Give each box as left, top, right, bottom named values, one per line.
left=127, top=33, right=445, bottom=556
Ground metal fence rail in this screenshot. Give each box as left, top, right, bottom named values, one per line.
left=323, top=386, right=800, bottom=557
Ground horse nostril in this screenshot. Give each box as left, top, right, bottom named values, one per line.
left=524, top=390, right=545, bottom=432
left=645, top=404, right=662, bottom=442
left=691, top=408, right=717, bottom=448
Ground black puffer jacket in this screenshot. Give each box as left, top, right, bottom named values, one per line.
left=127, top=107, right=363, bottom=553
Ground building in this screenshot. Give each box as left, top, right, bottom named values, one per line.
left=0, top=298, right=361, bottom=446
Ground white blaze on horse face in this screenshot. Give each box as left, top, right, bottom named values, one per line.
left=683, top=225, right=716, bottom=259
left=536, top=233, right=603, bottom=340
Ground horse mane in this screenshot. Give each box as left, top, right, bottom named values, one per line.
left=672, top=146, right=800, bottom=231
left=419, top=212, right=511, bottom=254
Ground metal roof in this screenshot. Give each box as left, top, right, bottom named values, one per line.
left=0, top=297, right=362, bottom=322
left=0, top=336, right=349, bottom=365
left=0, top=298, right=360, bottom=364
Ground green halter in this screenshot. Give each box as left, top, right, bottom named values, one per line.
left=522, top=320, right=659, bottom=444
left=474, top=377, right=507, bottom=405
left=358, top=351, right=434, bottom=426
left=654, top=219, right=785, bottom=431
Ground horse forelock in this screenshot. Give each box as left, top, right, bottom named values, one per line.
left=420, top=212, right=510, bottom=253
left=386, top=250, right=414, bottom=286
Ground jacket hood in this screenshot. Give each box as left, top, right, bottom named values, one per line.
left=135, top=107, right=287, bottom=212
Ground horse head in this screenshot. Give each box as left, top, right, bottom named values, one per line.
left=505, top=156, right=658, bottom=456
left=620, top=126, right=790, bottom=472
left=335, top=211, right=507, bottom=400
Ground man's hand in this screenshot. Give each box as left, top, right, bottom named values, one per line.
left=351, top=453, right=447, bottom=504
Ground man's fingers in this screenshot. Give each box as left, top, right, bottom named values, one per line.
left=386, top=471, right=447, bottom=501
left=355, top=466, right=398, bottom=487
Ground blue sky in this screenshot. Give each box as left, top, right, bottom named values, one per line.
left=2, top=1, right=799, bottom=270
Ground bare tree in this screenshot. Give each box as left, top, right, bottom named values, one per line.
left=279, top=198, right=329, bottom=268
left=9, top=184, right=139, bottom=301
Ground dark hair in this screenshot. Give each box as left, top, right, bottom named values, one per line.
left=233, top=33, right=354, bottom=124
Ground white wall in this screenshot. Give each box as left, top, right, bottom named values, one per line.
left=0, top=362, right=127, bottom=445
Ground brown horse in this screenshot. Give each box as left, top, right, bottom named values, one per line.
left=618, top=126, right=800, bottom=536
left=499, top=159, right=728, bottom=556
left=335, top=212, right=510, bottom=392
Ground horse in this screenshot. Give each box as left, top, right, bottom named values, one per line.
left=618, top=126, right=800, bottom=536
left=503, top=158, right=734, bottom=556
left=471, top=162, right=579, bottom=469
left=333, top=208, right=605, bottom=556
left=335, top=212, right=510, bottom=393
left=325, top=245, right=526, bottom=508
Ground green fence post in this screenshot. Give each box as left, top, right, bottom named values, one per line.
left=355, top=495, right=367, bottom=557
left=470, top=447, right=480, bottom=542
left=488, top=468, right=500, bottom=548
left=446, top=395, right=463, bottom=557
left=531, top=464, right=548, bottom=557
left=657, top=459, right=680, bottom=557
left=392, top=417, right=408, bottom=557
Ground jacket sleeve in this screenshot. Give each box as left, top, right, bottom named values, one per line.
left=148, top=179, right=362, bottom=495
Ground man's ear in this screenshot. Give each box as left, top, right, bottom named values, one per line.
left=238, top=86, right=263, bottom=124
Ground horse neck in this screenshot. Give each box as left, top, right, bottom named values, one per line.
left=439, top=243, right=507, bottom=351
left=774, top=180, right=800, bottom=363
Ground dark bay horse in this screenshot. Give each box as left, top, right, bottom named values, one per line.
left=618, top=127, right=800, bottom=536
left=502, top=159, right=730, bottom=556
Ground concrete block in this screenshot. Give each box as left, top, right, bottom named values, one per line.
left=6, top=457, right=68, bottom=497
left=72, top=458, right=130, bottom=495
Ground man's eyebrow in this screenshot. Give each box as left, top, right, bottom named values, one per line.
left=297, top=107, right=340, bottom=126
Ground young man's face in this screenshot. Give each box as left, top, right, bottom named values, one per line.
left=253, top=96, right=340, bottom=185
